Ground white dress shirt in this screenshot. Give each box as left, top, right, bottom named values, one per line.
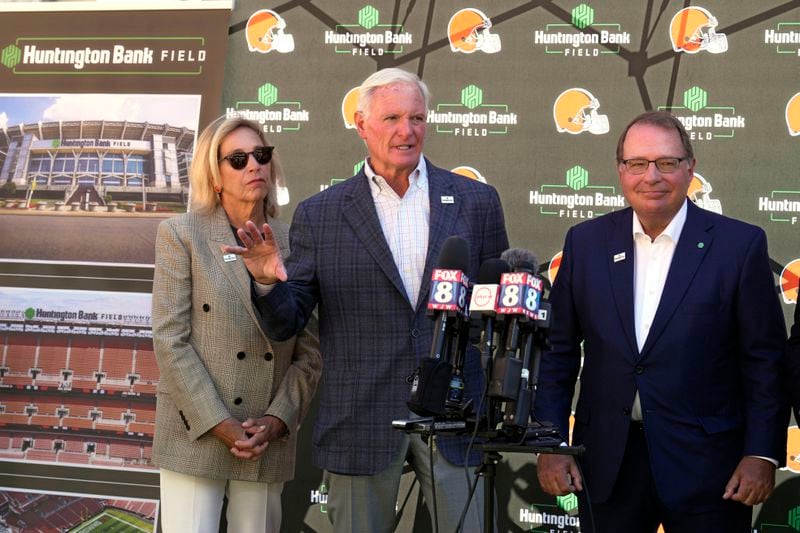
left=631, top=200, right=687, bottom=420
left=365, top=156, right=430, bottom=307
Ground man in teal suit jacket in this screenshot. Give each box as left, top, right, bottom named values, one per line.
left=534, top=111, right=786, bottom=532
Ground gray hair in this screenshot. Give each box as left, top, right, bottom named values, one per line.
left=356, top=68, right=430, bottom=119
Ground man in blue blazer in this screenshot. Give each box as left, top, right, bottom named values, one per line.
left=225, top=68, right=508, bottom=533
left=534, top=111, right=786, bottom=532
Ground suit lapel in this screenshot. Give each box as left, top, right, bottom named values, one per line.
left=341, top=172, right=409, bottom=303
left=204, top=207, right=267, bottom=339
left=640, top=202, right=712, bottom=358
left=416, top=163, right=461, bottom=312
left=607, top=208, right=639, bottom=360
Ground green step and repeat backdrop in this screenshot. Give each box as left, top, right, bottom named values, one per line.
left=0, top=1, right=798, bottom=531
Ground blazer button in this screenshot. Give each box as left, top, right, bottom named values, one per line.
left=202, top=303, right=210, bottom=312
left=234, top=397, right=242, bottom=405
left=410, top=328, right=419, bottom=338
left=622, top=407, right=631, bottom=416
left=237, top=351, right=246, bottom=360
left=635, top=365, right=644, bottom=375
left=264, top=352, right=274, bottom=361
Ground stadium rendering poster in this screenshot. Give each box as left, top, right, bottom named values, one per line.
left=0, top=487, right=158, bottom=532
left=0, top=1, right=231, bottom=527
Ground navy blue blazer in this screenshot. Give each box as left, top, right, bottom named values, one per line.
left=263, top=160, right=508, bottom=475
left=534, top=201, right=786, bottom=512
left=787, top=303, right=800, bottom=422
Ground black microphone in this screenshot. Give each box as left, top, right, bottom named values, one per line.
left=408, top=236, right=470, bottom=417
left=501, top=248, right=539, bottom=276
left=470, top=259, right=511, bottom=371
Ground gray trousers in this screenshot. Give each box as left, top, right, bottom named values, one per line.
left=324, top=432, right=490, bottom=533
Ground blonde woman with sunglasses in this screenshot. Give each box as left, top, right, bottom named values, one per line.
left=151, top=116, right=321, bottom=533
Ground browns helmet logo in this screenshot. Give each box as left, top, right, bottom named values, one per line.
left=669, top=7, right=727, bottom=54
left=687, top=173, right=722, bottom=214
left=786, top=92, right=800, bottom=136
left=553, top=88, right=609, bottom=135
left=451, top=166, right=487, bottom=183
left=341, top=87, right=360, bottom=129
left=548, top=252, right=563, bottom=285
left=780, top=258, right=800, bottom=304
left=447, top=8, right=501, bottom=54
left=786, top=426, right=800, bottom=474
left=246, top=9, right=295, bottom=54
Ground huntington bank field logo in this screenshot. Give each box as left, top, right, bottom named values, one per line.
left=658, top=86, right=745, bottom=141
left=323, top=5, right=412, bottom=56
left=518, top=500, right=580, bottom=531
left=669, top=7, right=728, bottom=54
left=428, top=85, right=517, bottom=137
left=533, top=3, right=630, bottom=57
left=529, top=165, right=624, bottom=219
left=763, top=18, right=800, bottom=56
left=246, top=10, right=295, bottom=54
left=756, top=163, right=800, bottom=225
left=226, top=83, right=310, bottom=134
left=553, top=88, right=609, bottom=135
left=1, top=37, right=206, bottom=74
left=447, top=8, right=501, bottom=54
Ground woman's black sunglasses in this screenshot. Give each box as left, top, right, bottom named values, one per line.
left=219, top=146, right=274, bottom=170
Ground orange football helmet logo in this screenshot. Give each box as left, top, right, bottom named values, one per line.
left=448, top=8, right=501, bottom=54
left=451, top=166, right=487, bottom=183
left=687, top=173, right=722, bottom=214
left=342, top=87, right=360, bottom=130
left=786, top=92, right=800, bottom=136
left=786, top=426, right=800, bottom=474
left=670, top=7, right=727, bottom=54
left=246, top=9, right=295, bottom=54
left=553, top=88, right=609, bottom=135
left=548, top=252, right=563, bottom=285
left=780, top=258, right=800, bottom=304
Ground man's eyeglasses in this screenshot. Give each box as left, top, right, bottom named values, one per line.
left=620, top=157, right=688, bottom=174
left=219, top=146, right=274, bottom=170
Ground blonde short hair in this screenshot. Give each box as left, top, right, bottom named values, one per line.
left=189, top=115, right=285, bottom=217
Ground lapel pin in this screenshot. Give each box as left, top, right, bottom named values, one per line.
left=223, top=253, right=237, bottom=262
left=613, top=252, right=626, bottom=263
left=441, top=195, right=454, bottom=204
left=697, top=242, right=705, bottom=249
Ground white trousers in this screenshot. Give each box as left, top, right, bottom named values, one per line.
left=159, top=468, right=284, bottom=533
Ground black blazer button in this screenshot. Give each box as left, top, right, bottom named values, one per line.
left=622, top=407, right=631, bottom=416
left=234, top=397, right=242, bottom=405
left=635, top=365, right=644, bottom=375
left=264, top=352, right=274, bottom=361
left=237, top=351, right=246, bottom=360
left=202, top=303, right=210, bottom=312
left=410, top=328, right=419, bottom=338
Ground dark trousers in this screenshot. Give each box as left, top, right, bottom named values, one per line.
left=577, top=422, right=752, bottom=533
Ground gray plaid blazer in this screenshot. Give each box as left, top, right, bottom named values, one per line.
left=263, top=160, right=508, bottom=475
left=151, top=206, right=321, bottom=482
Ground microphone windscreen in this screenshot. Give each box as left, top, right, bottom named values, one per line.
left=478, top=258, right=511, bottom=284
left=437, top=235, right=470, bottom=271
left=500, top=248, right=539, bottom=274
